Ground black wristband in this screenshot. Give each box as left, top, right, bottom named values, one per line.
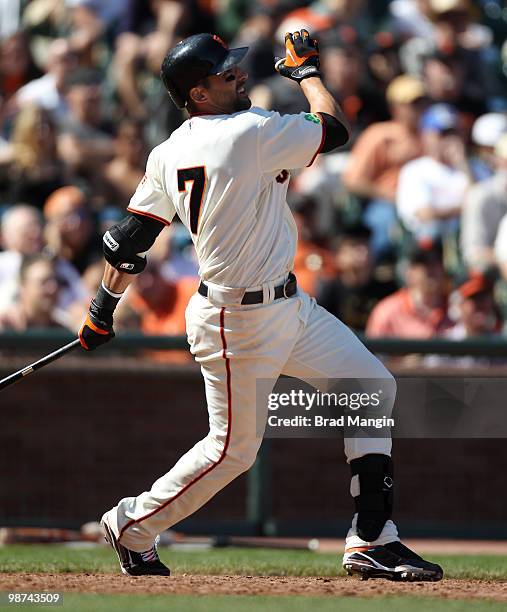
left=89, top=282, right=123, bottom=329
left=94, top=282, right=123, bottom=312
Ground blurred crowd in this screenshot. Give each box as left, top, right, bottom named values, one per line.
left=1, top=0, right=507, bottom=365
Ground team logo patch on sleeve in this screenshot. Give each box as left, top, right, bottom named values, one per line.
left=304, top=113, right=321, bottom=124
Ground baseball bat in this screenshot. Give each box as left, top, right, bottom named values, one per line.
left=0, top=338, right=81, bottom=391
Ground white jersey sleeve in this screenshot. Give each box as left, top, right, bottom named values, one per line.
left=258, top=111, right=325, bottom=173
left=127, top=149, right=176, bottom=225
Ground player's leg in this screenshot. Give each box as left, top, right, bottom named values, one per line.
left=103, top=294, right=301, bottom=570
left=282, top=296, right=443, bottom=581
left=282, top=294, right=396, bottom=460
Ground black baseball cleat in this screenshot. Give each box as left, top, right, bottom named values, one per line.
left=343, top=541, right=443, bottom=582
left=100, top=511, right=170, bottom=576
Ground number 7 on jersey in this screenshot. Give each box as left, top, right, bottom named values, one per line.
left=177, top=166, right=207, bottom=234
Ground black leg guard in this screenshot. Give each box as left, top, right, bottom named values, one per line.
left=350, top=454, right=393, bottom=542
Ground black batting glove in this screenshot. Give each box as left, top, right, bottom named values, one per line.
left=79, top=299, right=115, bottom=351
left=275, top=30, right=321, bottom=83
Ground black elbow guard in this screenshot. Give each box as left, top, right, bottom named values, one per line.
left=319, top=112, right=350, bottom=153
left=103, top=214, right=164, bottom=274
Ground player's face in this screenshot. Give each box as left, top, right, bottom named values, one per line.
left=202, top=65, right=251, bottom=114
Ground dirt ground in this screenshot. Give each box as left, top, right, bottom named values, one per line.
left=1, top=574, right=506, bottom=602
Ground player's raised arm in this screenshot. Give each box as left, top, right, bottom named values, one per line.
left=275, top=29, right=350, bottom=152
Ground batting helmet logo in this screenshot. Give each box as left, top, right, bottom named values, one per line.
left=212, top=35, right=228, bottom=49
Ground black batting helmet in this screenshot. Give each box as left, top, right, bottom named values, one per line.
left=160, top=33, right=249, bottom=109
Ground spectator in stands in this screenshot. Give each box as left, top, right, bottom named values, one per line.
left=0, top=203, right=86, bottom=316
left=290, top=149, right=350, bottom=240
left=396, top=103, right=471, bottom=242
left=0, top=205, right=44, bottom=313
left=319, top=31, right=389, bottom=138
left=81, top=258, right=104, bottom=297
left=343, top=74, right=426, bottom=258
left=43, top=186, right=101, bottom=274
left=425, top=275, right=502, bottom=367
left=0, top=105, right=66, bottom=207
left=447, top=275, right=501, bottom=339
left=462, top=133, right=507, bottom=273
left=0, top=205, right=43, bottom=256
left=468, top=112, right=507, bottom=182
left=0, top=253, right=67, bottom=330
left=421, top=50, right=463, bottom=104
left=61, top=0, right=124, bottom=61
left=159, top=224, right=199, bottom=280
left=227, top=4, right=281, bottom=89
left=127, top=258, right=197, bottom=336
left=0, top=0, right=504, bottom=348
left=365, top=30, right=404, bottom=94
left=65, top=0, right=135, bottom=46
left=366, top=243, right=452, bottom=338
left=317, top=224, right=397, bottom=331
left=103, top=118, right=147, bottom=208
left=401, top=0, right=494, bottom=114
left=0, top=0, right=21, bottom=39
left=249, top=57, right=306, bottom=115
left=15, top=38, right=77, bottom=122
left=292, top=203, right=335, bottom=297
left=421, top=51, right=488, bottom=116
left=388, top=0, right=435, bottom=41
left=0, top=31, right=41, bottom=103
left=57, top=69, right=114, bottom=187
left=492, top=136, right=507, bottom=279
left=275, top=0, right=368, bottom=41
left=112, top=26, right=177, bottom=145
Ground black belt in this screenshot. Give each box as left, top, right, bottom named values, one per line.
left=198, top=273, right=297, bottom=305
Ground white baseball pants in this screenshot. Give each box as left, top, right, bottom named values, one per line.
left=111, top=289, right=396, bottom=552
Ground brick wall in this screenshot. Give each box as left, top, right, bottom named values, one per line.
left=1, top=356, right=504, bottom=535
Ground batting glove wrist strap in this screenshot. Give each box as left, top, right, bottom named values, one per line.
left=79, top=303, right=115, bottom=351
left=275, top=29, right=321, bottom=83
left=280, top=64, right=321, bottom=82
left=89, top=298, right=114, bottom=330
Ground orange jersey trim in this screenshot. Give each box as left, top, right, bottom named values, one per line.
left=127, top=207, right=171, bottom=226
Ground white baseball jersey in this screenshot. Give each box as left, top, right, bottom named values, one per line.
left=127, top=108, right=325, bottom=288
left=110, top=107, right=397, bottom=558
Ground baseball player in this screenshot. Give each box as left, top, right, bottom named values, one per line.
left=79, top=31, right=443, bottom=582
